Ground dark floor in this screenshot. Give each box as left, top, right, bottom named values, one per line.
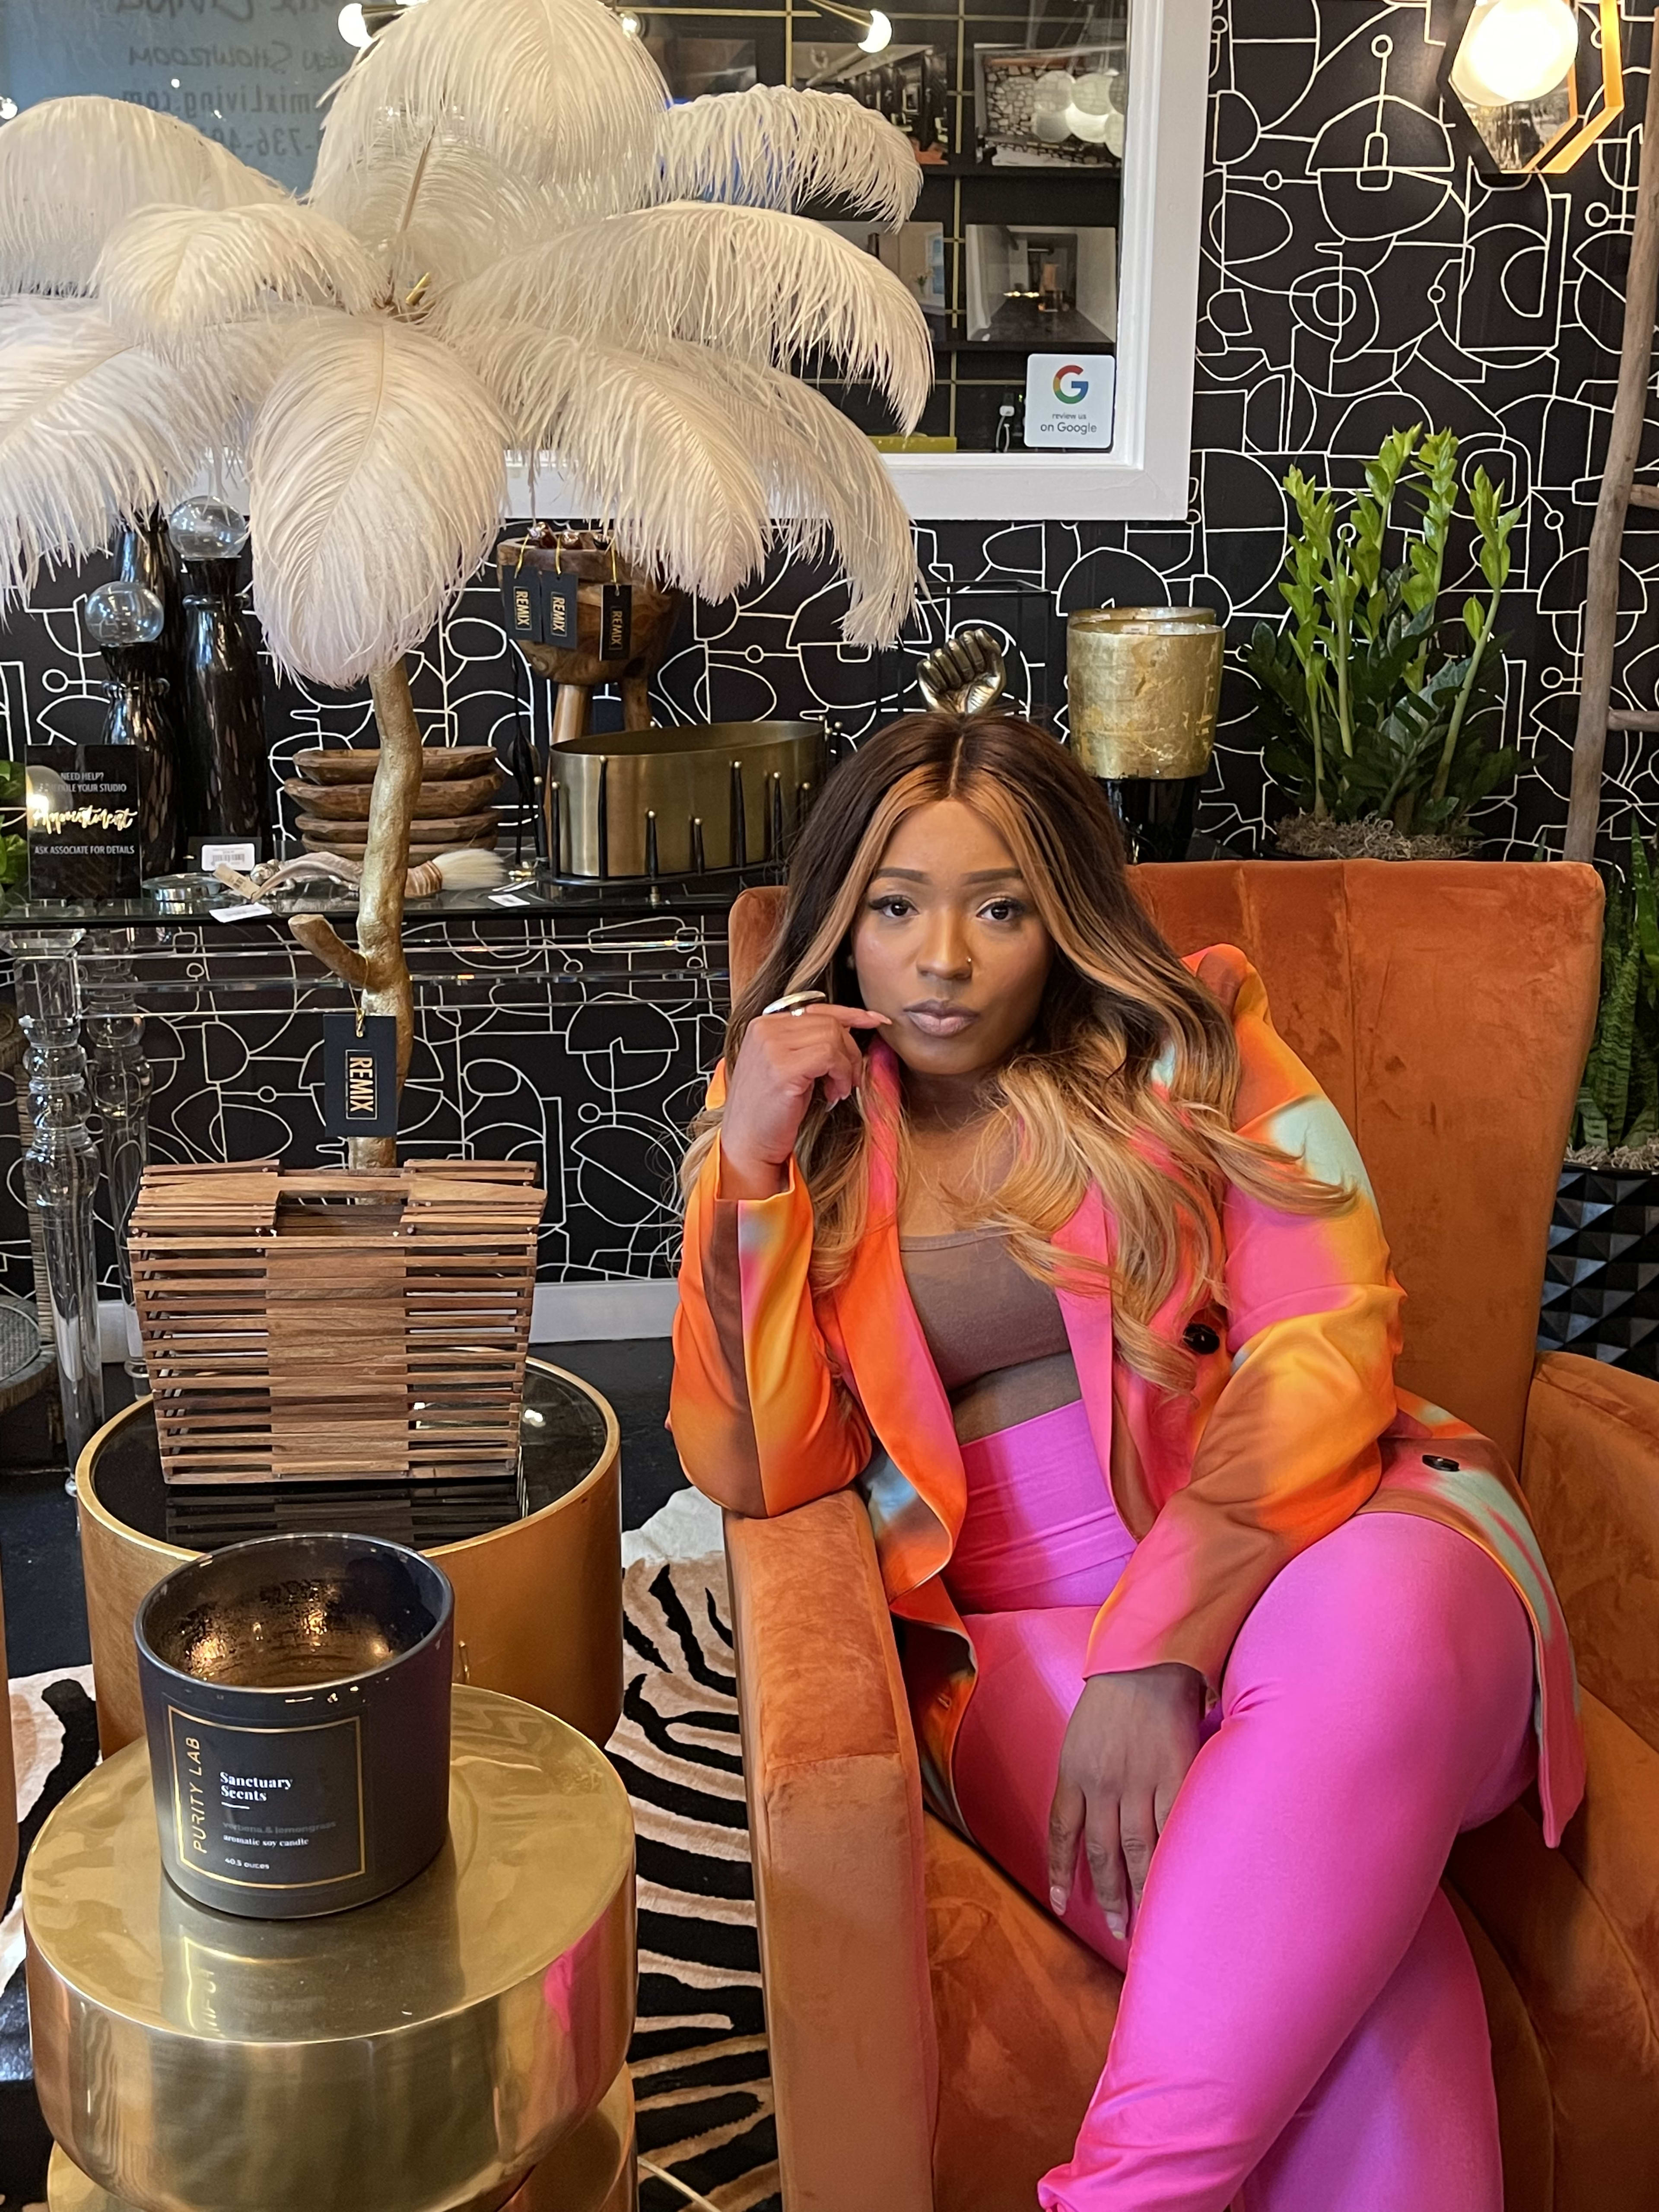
left=0, top=1339, right=683, bottom=1680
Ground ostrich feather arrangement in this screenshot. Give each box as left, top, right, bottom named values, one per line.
left=0, top=0, right=929, bottom=1158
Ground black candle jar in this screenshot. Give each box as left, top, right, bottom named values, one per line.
left=136, top=1533, right=454, bottom=1920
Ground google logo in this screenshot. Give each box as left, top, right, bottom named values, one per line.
left=1052, top=365, right=1089, bottom=404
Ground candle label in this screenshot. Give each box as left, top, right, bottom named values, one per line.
left=25, top=745, right=142, bottom=900
left=600, top=581, right=632, bottom=660
left=322, top=1012, right=400, bottom=1138
left=168, top=1707, right=365, bottom=1891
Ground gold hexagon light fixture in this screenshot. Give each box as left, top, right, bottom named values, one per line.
left=1442, top=0, right=1623, bottom=174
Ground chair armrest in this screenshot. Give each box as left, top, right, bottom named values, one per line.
left=1522, top=1353, right=1659, bottom=1753
left=1448, top=1691, right=1659, bottom=2205
left=723, top=1491, right=937, bottom=2212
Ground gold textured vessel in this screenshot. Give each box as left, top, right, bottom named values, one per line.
left=1066, top=606, right=1224, bottom=781
left=26, top=1687, right=635, bottom=2212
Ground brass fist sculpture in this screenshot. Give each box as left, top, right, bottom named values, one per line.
left=918, top=627, right=1008, bottom=717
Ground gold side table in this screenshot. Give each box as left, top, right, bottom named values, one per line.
left=26, top=1686, right=636, bottom=2212
left=75, top=1358, right=623, bottom=1760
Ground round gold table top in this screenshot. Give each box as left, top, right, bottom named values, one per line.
left=25, top=1686, right=635, bottom=2212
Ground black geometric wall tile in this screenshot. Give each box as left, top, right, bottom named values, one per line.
left=1537, top=1166, right=1659, bottom=1379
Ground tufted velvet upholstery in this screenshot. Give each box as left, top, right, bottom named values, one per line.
left=720, top=860, right=1659, bottom=2211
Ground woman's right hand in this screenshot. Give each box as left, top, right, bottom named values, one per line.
left=718, top=1002, right=890, bottom=1199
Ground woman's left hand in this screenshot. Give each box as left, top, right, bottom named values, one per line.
left=1047, top=1664, right=1205, bottom=1940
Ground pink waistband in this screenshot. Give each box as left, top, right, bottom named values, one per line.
left=945, top=1395, right=1138, bottom=1616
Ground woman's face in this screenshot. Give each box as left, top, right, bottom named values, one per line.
left=850, top=799, right=1054, bottom=1080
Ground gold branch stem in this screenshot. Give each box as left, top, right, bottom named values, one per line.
left=281, top=661, right=419, bottom=1168
left=346, top=659, right=422, bottom=1167
left=287, top=915, right=369, bottom=991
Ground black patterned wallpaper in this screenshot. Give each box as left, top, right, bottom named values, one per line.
left=0, top=0, right=1654, bottom=1299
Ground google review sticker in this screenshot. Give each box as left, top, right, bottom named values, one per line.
left=1023, top=354, right=1117, bottom=450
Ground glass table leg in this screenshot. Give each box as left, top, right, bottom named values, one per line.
left=3, top=931, right=106, bottom=1480
left=84, top=931, right=153, bottom=1385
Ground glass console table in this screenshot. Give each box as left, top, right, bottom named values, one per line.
left=0, top=864, right=766, bottom=1469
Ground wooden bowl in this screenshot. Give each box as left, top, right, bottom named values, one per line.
left=284, top=773, right=501, bottom=821
left=298, top=812, right=499, bottom=850
left=292, top=748, right=501, bottom=786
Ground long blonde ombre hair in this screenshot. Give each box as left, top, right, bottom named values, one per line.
left=683, top=710, right=1350, bottom=1390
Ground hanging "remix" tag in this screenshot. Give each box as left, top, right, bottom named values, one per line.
left=499, top=561, right=541, bottom=645
left=600, top=580, right=632, bottom=660
left=541, top=565, right=581, bottom=649
left=323, top=1012, right=400, bottom=1138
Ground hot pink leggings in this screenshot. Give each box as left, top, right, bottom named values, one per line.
left=949, top=1427, right=1538, bottom=2211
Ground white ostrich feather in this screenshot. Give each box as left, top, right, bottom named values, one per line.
left=648, top=345, right=919, bottom=645
left=94, top=202, right=384, bottom=349
left=434, top=202, right=931, bottom=430
left=0, top=298, right=238, bottom=597
left=458, top=318, right=918, bottom=639
left=0, top=97, right=284, bottom=296
left=248, top=314, right=509, bottom=687
left=655, top=87, right=921, bottom=226
left=316, top=0, right=666, bottom=201
left=310, top=123, right=557, bottom=294
left=464, top=325, right=770, bottom=598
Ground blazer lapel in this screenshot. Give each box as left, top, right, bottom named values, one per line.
left=830, top=1041, right=963, bottom=1591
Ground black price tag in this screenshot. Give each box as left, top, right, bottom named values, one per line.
left=322, top=1012, right=399, bottom=1138
left=601, top=581, right=632, bottom=660
left=542, top=567, right=580, bottom=650
left=499, top=562, right=540, bottom=645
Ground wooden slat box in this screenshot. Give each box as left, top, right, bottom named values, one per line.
left=129, top=1160, right=544, bottom=1487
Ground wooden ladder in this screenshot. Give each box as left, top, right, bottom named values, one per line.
left=1569, top=50, right=1659, bottom=861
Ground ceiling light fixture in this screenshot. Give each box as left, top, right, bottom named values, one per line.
left=807, top=0, right=892, bottom=56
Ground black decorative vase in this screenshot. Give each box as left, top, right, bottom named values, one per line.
left=178, top=555, right=270, bottom=855
left=137, top=1532, right=454, bottom=1920
left=168, top=498, right=268, bottom=856
left=114, top=515, right=189, bottom=875
left=85, top=575, right=182, bottom=880
left=1537, top=1163, right=1659, bottom=1378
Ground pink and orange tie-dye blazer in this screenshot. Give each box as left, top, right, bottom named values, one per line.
left=670, top=945, right=1585, bottom=1846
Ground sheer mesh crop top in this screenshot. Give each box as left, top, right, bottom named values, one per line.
left=899, top=1227, right=1082, bottom=1444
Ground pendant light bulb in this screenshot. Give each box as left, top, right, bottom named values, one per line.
left=1452, top=0, right=1580, bottom=108
left=859, top=8, right=891, bottom=51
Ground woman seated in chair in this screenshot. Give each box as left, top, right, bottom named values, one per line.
left=670, top=709, right=1581, bottom=2211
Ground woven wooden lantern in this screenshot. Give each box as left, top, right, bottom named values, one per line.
left=129, top=1160, right=543, bottom=1487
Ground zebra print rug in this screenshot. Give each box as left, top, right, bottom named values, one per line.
left=0, top=1507, right=777, bottom=2212
left=616, top=1527, right=779, bottom=2212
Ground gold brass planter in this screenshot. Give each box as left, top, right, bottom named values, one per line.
left=1066, top=607, right=1223, bottom=781
left=27, top=1686, right=635, bottom=2212
left=77, top=1360, right=623, bottom=1761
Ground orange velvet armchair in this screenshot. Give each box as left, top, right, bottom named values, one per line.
left=716, top=859, right=1659, bottom=2212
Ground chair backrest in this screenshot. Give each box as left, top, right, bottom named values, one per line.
left=727, top=859, right=1602, bottom=1470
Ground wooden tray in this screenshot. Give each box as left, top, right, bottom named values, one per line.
left=296, top=810, right=499, bottom=848
left=292, top=747, right=500, bottom=786
left=284, top=772, right=501, bottom=820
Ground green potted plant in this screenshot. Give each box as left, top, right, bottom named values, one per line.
left=1539, top=820, right=1659, bottom=1376
left=1246, top=427, right=1522, bottom=858
left=0, top=758, right=25, bottom=893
